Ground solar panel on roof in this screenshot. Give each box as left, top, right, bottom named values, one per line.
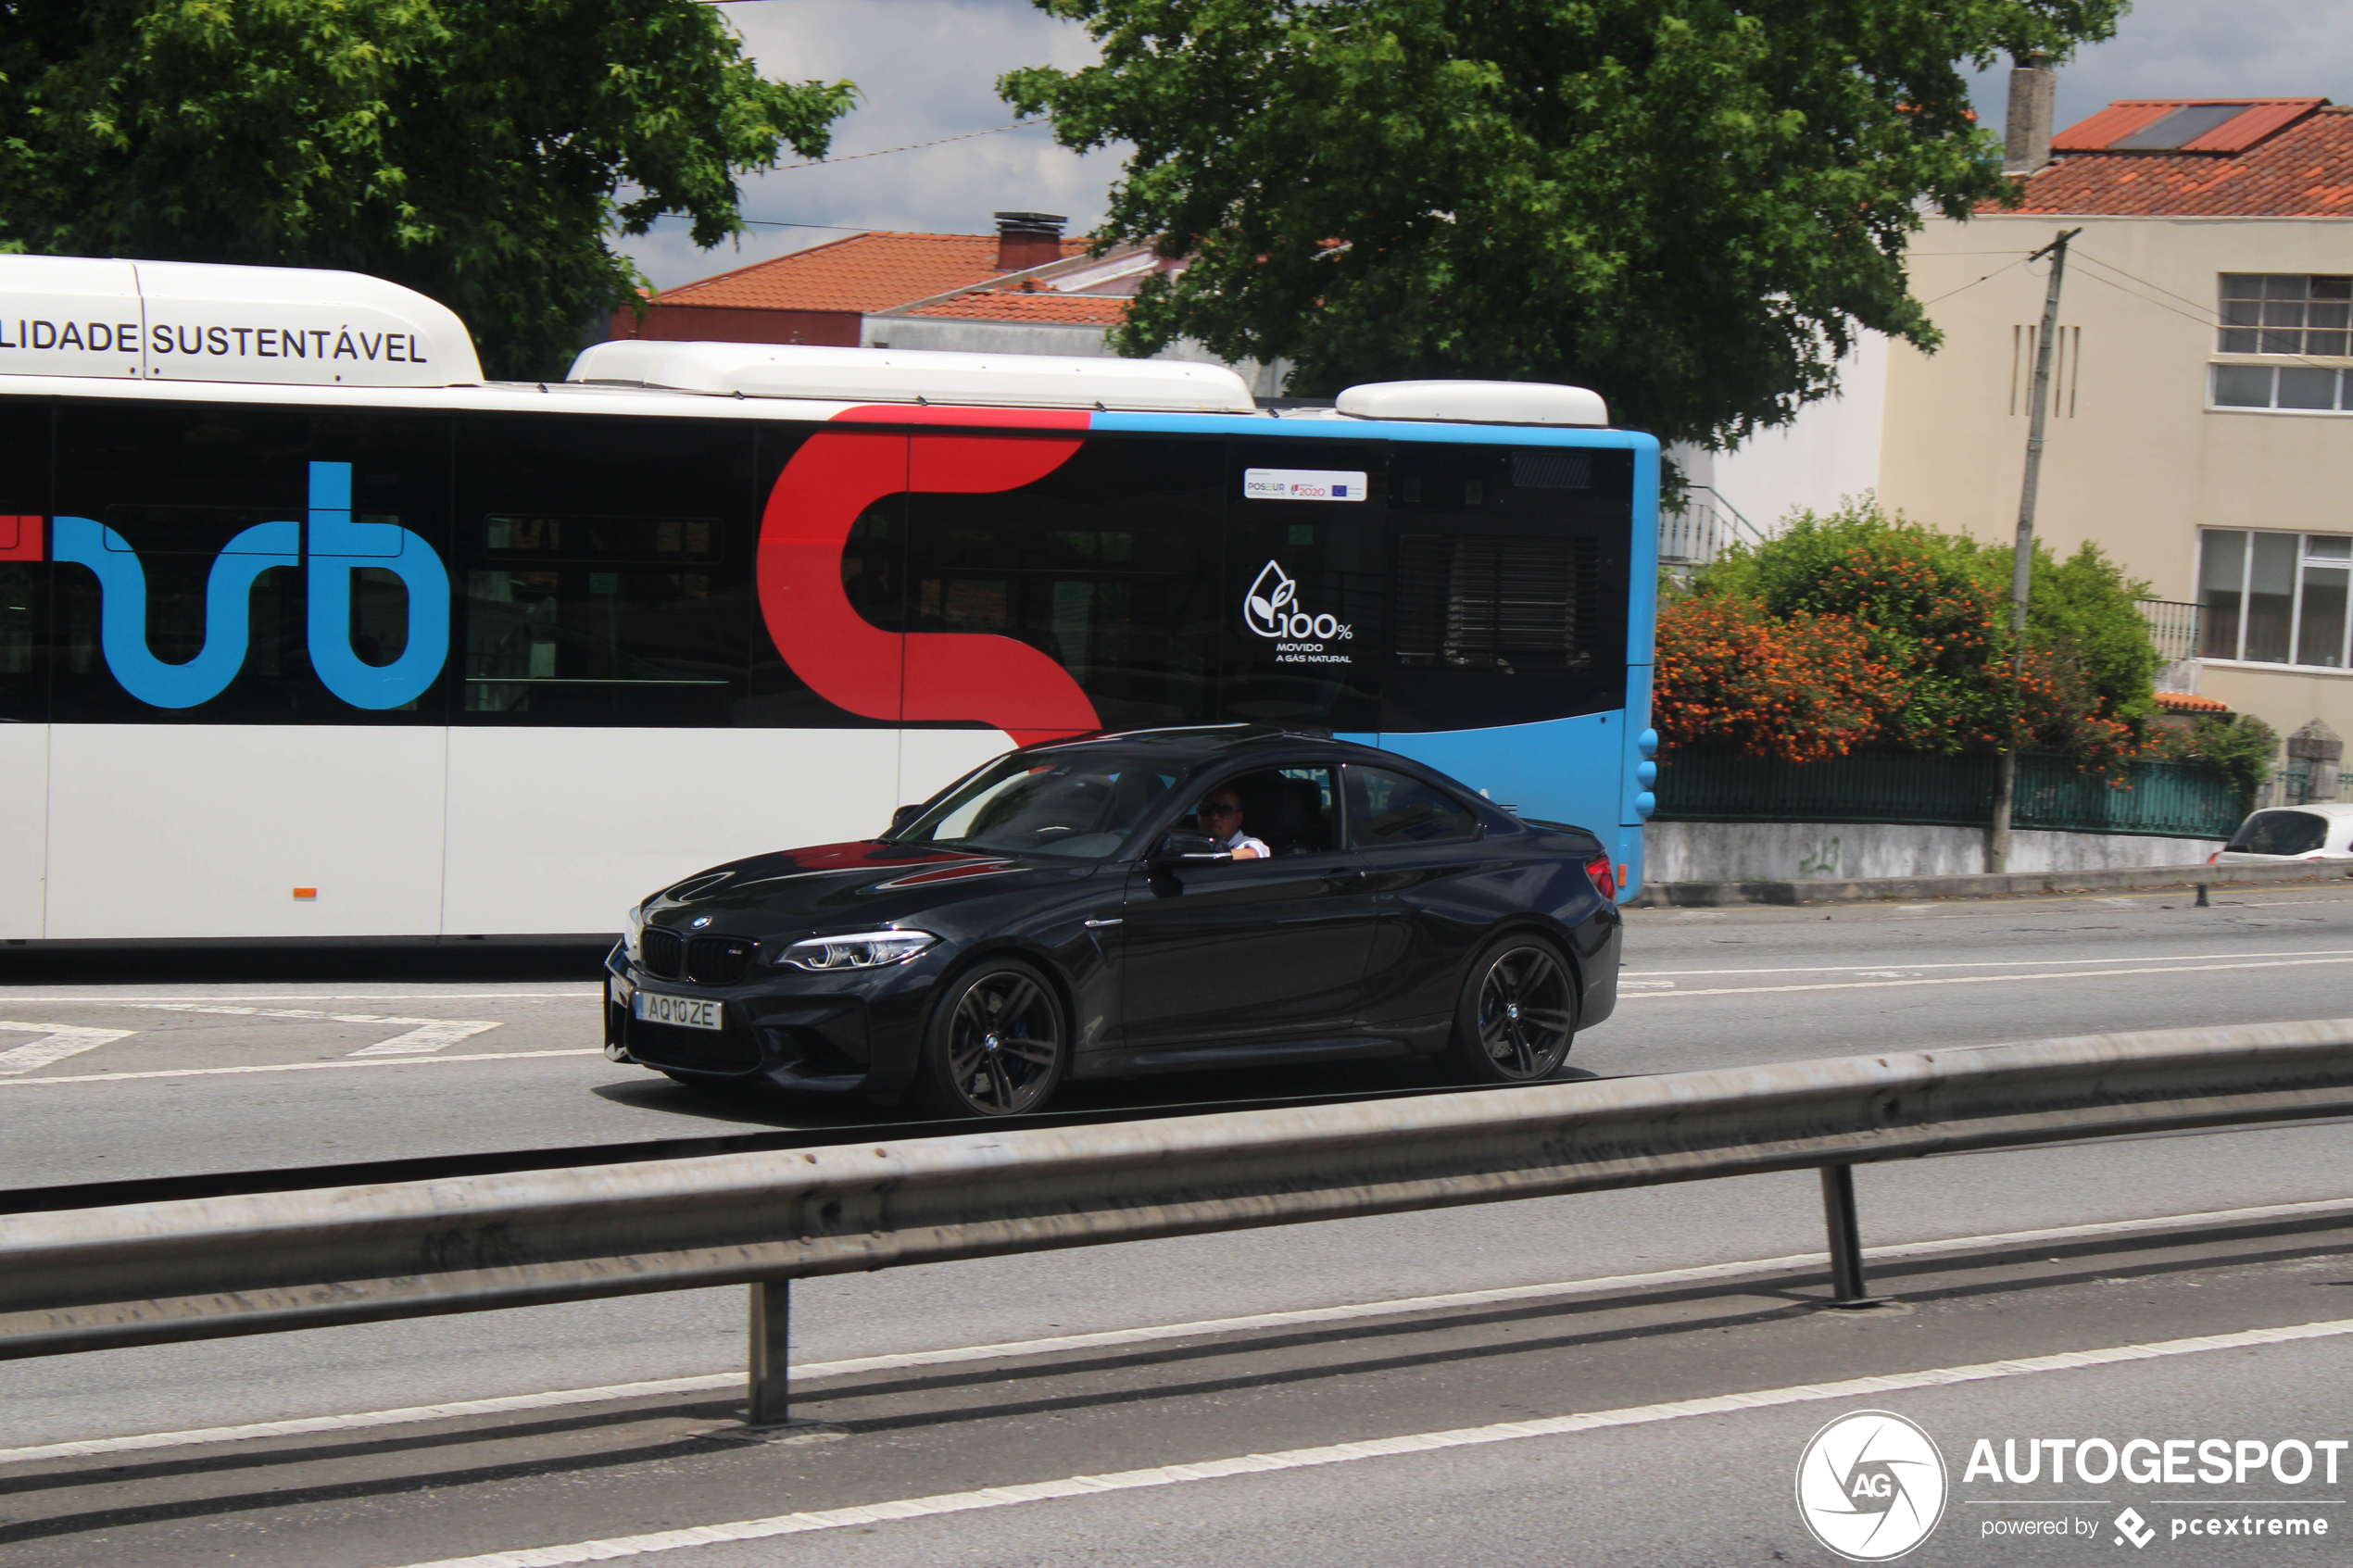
left=2109, top=104, right=2249, bottom=150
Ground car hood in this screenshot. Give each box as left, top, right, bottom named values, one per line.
left=641, top=840, right=1099, bottom=935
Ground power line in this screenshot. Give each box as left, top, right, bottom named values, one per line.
left=769, top=119, right=1052, bottom=173
left=1919, top=253, right=2031, bottom=307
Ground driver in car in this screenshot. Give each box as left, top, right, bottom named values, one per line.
left=1200, top=787, right=1269, bottom=860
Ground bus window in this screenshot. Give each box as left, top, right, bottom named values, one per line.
left=1380, top=443, right=1631, bottom=733
left=456, top=416, right=755, bottom=727
left=901, top=436, right=1223, bottom=731
left=0, top=402, right=44, bottom=721
left=1221, top=441, right=1385, bottom=732
left=52, top=403, right=450, bottom=721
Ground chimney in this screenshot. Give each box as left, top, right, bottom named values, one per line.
left=995, top=211, right=1066, bottom=272
left=2003, top=51, right=2057, bottom=173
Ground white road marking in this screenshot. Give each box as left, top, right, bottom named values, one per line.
left=385, top=1316, right=2353, bottom=1568
left=349, top=1021, right=504, bottom=1057
left=0, top=1048, right=597, bottom=1085
left=115, top=1002, right=504, bottom=1057
left=0, top=991, right=596, bottom=1004
left=1630, top=945, right=2353, bottom=978
left=11, top=1194, right=2350, bottom=1469
left=0, top=1022, right=134, bottom=1076
left=1622, top=954, right=2353, bottom=999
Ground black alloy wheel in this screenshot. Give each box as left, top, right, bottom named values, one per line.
left=1448, top=935, right=1577, bottom=1084
left=916, top=959, right=1068, bottom=1117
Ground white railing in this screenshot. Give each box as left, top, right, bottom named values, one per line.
left=1659, top=487, right=1768, bottom=568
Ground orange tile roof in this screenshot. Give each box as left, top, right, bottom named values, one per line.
left=656, top=232, right=1091, bottom=315
left=2157, top=691, right=2233, bottom=714
left=907, top=291, right=1129, bottom=324
left=2053, top=98, right=2326, bottom=155
left=1993, top=103, right=2353, bottom=218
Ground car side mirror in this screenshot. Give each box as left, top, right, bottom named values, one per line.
left=888, top=805, right=922, bottom=834
left=1152, top=829, right=1232, bottom=865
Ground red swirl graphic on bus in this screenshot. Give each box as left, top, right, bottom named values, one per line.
left=756, top=406, right=1101, bottom=746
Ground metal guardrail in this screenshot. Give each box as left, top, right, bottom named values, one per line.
left=7, top=1020, right=2353, bottom=1425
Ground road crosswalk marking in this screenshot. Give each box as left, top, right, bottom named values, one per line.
left=0, top=1022, right=134, bottom=1076
left=118, top=1002, right=502, bottom=1056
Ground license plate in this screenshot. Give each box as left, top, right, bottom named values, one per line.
left=634, top=991, right=723, bottom=1031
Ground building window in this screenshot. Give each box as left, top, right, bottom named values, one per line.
left=2200, top=528, right=2353, bottom=668
left=2219, top=274, right=2353, bottom=357
left=2211, top=363, right=2351, bottom=410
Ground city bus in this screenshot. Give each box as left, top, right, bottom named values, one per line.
left=0, top=255, right=1658, bottom=942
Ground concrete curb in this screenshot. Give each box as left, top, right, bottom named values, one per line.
left=1628, top=859, right=2353, bottom=909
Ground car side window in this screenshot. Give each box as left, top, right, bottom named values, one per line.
left=1345, top=766, right=1479, bottom=850
left=1179, top=765, right=1340, bottom=856
left=2229, top=809, right=2329, bottom=855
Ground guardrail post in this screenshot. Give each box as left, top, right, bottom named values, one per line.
left=748, top=1280, right=790, bottom=1425
left=1819, top=1164, right=1870, bottom=1306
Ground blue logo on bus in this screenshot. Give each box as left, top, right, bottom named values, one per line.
left=52, top=461, right=448, bottom=709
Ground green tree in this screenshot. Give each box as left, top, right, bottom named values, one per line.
left=0, top=0, right=853, bottom=378
left=1002, top=0, right=2121, bottom=443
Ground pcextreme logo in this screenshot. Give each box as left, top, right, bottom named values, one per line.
left=1795, top=1411, right=1949, bottom=1562
left=52, top=460, right=448, bottom=709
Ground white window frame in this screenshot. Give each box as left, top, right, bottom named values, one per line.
left=2199, top=526, right=2353, bottom=671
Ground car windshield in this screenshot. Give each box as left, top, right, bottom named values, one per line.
left=892, top=751, right=1183, bottom=859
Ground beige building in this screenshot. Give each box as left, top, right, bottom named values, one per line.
left=1870, top=90, right=2353, bottom=789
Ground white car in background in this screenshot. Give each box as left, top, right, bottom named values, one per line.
left=2210, top=802, right=2353, bottom=863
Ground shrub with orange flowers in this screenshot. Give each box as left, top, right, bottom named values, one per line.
left=1657, top=498, right=2163, bottom=770
left=1653, top=594, right=1909, bottom=762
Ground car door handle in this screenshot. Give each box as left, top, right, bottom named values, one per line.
left=1085, top=917, right=1124, bottom=928
left=1327, top=871, right=1370, bottom=889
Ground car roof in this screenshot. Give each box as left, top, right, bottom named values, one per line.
left=1013, top=725, right=1396, bottom=770
left=2249, top=802, right=2353, bottom=818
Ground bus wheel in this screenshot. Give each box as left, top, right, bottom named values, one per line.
left=1446, top=935, right=1576, bottom=1084
left=914, top=959, right=1066, bottom=1117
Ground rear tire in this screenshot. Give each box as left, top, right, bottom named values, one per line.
left=912, top=958, right=1068, bottom=1117
left=1445, top=934, right=1577, bottom=1084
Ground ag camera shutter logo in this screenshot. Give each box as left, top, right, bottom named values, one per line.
left=1795, top=1411, right=1948, bottom=1561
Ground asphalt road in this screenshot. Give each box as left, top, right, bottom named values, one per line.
left=6, top=884, right=2353, bottom=1565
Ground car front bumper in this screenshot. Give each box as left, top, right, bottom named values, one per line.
left=603, top=946, right=937, bottom=1096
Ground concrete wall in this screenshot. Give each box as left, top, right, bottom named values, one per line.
left=1704, top=328, right=1891, bottom=533
left=1646, top=819, right=2221, bottom=883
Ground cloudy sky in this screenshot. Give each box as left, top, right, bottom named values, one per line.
left=617, top=0, right=2353, bottom=291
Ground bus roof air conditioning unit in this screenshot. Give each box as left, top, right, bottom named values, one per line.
left=0, top=255, right=484, bottom=387
left=565, top=340, right=1259, bottom=414
left=1336, top=381, right=1608, bottom=426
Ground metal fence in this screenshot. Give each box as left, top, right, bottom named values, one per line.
left=1658, top=487, right=1768, bottom=569
left=6, top=1019, right=2353, bottom=1428
left=1653, top=749, right=2243, bottom=839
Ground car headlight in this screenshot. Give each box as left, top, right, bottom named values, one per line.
left=622, top=904, right=645, bottom=964
left=778, top=930, right=937, bottom=972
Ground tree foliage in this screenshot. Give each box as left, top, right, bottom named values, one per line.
left=1002, top=0, right=2122, bottom=443
left=1652, top=593, right=1906, bottom=762
left=1662, top=498, right=2162, bottom=766
left=2145, top=713, right=2277, bottom=806
left=0, top=0, right=853, bottom=377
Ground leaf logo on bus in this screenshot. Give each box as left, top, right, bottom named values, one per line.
left=1245, top=560, right=1297, bottom=638
left=52, top=460, right=448, bottom=710
left=1244, top=559, right=1351, bottom=643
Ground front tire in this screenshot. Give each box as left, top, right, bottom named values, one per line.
left=1445, top=935, right=1577, bottom=1084
left=912, top=958, right=1068, bottom=1117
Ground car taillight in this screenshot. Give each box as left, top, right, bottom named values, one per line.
left=2208, top=850, right=2221, bottom=864
left=1585, top=854, right=1617, bottom=900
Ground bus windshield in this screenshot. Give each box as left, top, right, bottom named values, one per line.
left=891, top=752, right=1182, bottom=860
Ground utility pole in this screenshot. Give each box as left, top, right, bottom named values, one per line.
left=1988, top=226, right=2082, bottom=873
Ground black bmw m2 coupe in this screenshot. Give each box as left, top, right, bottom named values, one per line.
left=606, top=727, right=1623, bottom=1117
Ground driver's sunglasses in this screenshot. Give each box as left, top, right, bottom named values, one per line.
left=1202, top=802, right=1241, bottom=817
